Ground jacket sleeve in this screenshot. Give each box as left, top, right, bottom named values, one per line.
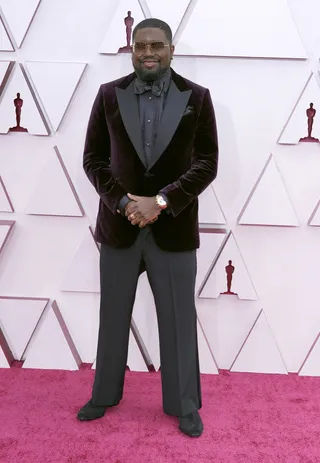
left=159, top=88, right=218, bottom=217
left=83, top=85, right=127, bottom=214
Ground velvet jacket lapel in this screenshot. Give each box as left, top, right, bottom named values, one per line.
left=115, top=68, right=192, bottom=170
left=115, top=80, right=147, bottom=168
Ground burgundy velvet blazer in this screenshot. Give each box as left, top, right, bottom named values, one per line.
left=83, top=68, right=219, bottom=251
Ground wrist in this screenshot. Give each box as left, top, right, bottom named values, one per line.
left=117, top=195, right=131, bottom=216
left=155, top=194, right=167, bottom=210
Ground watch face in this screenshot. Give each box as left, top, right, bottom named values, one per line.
left=157, top=195, right=167, bottom=208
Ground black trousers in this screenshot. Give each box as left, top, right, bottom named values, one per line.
left=92, top=227, right=201, bottom=417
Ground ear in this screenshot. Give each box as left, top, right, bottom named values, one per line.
left=170, top=45, right=175, bottom=61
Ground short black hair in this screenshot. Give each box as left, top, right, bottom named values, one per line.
left=132, top=18, right=172, bottom=44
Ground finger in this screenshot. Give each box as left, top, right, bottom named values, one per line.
left=127, top=193, right=141, bottom=201
left=146, top=212, right=160, bottom=222
left=129, top=209, right=144, bottom=220
left=125, top=204, right=139, bottom=216
left=139, top=221, right=147, bottom=228
left=130, top=210, right=149, bottom=221
left=130, top=213, right=144, bottom=225
left=132, top=217, right=143, bottom=225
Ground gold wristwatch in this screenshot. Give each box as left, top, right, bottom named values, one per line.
left=155, top=194, right=167, bottom=210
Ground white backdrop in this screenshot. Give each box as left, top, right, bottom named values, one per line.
left=1, top=0, right=320, bottom=376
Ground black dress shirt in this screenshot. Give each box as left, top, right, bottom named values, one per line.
left=118, top=69, right=171, bottom=215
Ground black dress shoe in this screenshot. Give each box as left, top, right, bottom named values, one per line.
left=178, top=411, right=203, bottom=437
left=77, top=399, right=113, bottom=421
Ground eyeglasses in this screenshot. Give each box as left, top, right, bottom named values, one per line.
left=133, top=41, right=170, bottom=53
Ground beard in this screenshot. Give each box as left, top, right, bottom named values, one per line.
left=133, top=60, right=169, bottom=82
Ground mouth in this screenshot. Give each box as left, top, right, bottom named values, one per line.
left=141, top=60, right=159, bottom=69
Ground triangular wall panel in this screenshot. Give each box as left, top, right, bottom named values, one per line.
left=230, top=310, right=288, bottom=374
left=0, top=326, right=13, bottom=367
left=99, top=0, right=145, bottom=54
left=25, top=146, right=84, bottom=217
left=0, top=220, right=15, bottom=255
left=199, top=231, right=258, bottom=300
left=175, top=0, right=306, bottom=58
left=197, top=298, right=261, bottom=370
left=237, top=155, right=299, bottom=227
left=288, top=0, right=320, bottom=56
left=197, top=320, right=219, bottom=374
left=57, top=293, right=100, bottom=363
left=144, top=0, right=190, bottom=37
left=0, top=296, right=48, bottom=360
left=0, top=19, right=13, bottom=51
left=0, top=176, right=14, bottom=212
left=0, top=63, right=49, bottom=135
left=196, top=230, right=227, bottom=295
left=198, top=184, right=226, bottom=225
left=25, top=61, right=87, bottom=131
left=0, top=345, right=10, bottom=367
left=0, top=61, right=13, bottom=91
left=23, top=301, right=81, bottom=370
left=299, top=334, right=320, bottom=377
left=278, top=73, right=320, bottom=145
left=127, top=330, right=149, bottom=372
left=0, top=0, right=41, bottom=48
left=61, top=228, right=100, bottom=293
left=308, top=199, right=320, bottom=226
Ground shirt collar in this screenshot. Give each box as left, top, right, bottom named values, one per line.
left=135, top=68, right=171, bottom=93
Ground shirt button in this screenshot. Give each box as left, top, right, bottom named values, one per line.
left=147, top=119, right=151, bottom=123
left=149, top=96, right=152, bottom=100
left=146, top=142, right=150, bottom=146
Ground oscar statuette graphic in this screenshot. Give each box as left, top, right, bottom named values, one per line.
left=299, top=103, right=319, bottom=143
left=118, top=11, right=134, bottom=53
left=221, top=260, right=238, bottom=296
left=9, top=93, right=28, bottom=133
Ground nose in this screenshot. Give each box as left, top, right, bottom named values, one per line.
left=144, top=45, right=153, bottom=56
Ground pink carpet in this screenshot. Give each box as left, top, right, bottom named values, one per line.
left=1, top=368, right=320, bottom=462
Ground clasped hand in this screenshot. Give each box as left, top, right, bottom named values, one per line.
left=125, top=193, right=161, bottom=228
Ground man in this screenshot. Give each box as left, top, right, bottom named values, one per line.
left=77, top=18, right=219, bottom=438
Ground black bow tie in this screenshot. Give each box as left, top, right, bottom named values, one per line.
left=134, top=80, right=165, bottom=97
